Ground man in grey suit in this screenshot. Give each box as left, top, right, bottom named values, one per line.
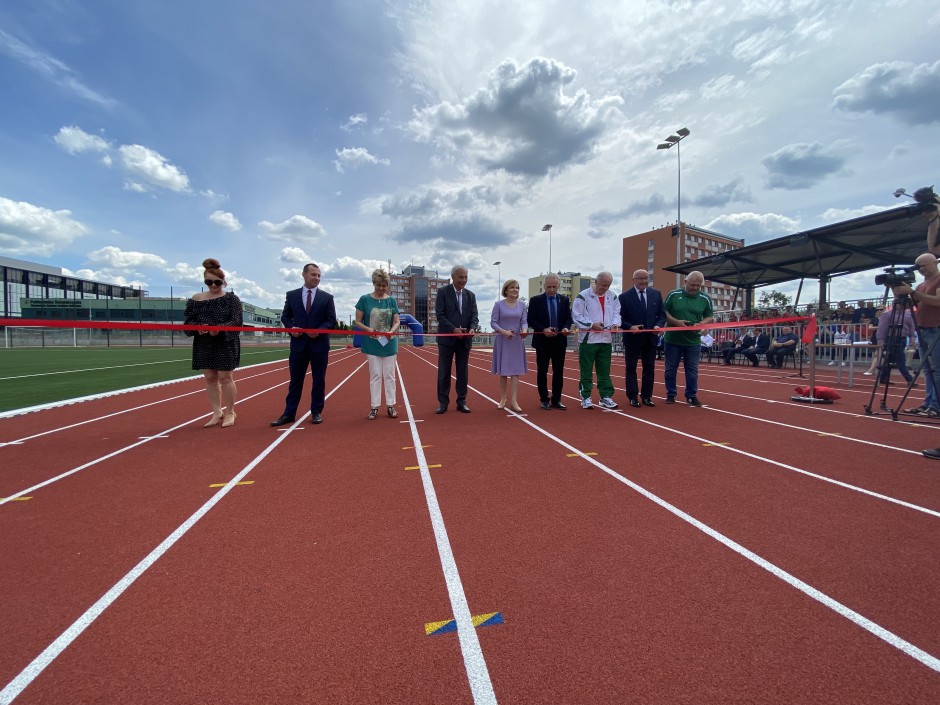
left=435, top=265, right=478, bottom=414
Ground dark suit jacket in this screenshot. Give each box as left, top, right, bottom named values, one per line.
left=528, top=292, right=573, bottom=350
left=619, top=287, right=666, bottom=331
left=747, top=333, right=771, bottom=353
left=435, top=284, right=478, bottom=349
left=281, top=287, right=338, bottom=354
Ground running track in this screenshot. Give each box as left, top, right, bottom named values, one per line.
left=1, top=346, right=939, bottom=704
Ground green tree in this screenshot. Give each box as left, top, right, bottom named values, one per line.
left=758, top=290, right=791, bottom=308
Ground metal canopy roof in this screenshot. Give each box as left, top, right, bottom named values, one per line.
left=663, top=203, right=932, bottom=289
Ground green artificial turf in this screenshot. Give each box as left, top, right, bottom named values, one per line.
left=0, top=345, right=292, bottom=412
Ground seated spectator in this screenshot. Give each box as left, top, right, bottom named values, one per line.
left=767, top=326, right=799, bottom=368
left=700, top=330, right=715, bottom=361
left=722, top=328, right=756, bottom=365
left=742, top=329, right=771, bottom=366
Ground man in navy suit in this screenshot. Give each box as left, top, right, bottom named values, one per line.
left=742, top=329, right=771, bottom=366
left=271, top=263, right=338, bottom=426
left=529, top=273, right=573, bottom=410
left=618, top=269, right=666, bottom=407
left=435, top=265, right=478, bottom=414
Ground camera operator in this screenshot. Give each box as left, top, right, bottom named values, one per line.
left=917, top=187, right=940, bottom=255
left=893, top=254, right=940, bottom=457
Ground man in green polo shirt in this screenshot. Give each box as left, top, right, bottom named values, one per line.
left=663, top=271, right=714, bottom=406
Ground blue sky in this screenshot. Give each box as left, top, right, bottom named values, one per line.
left=1, top=0, right=939, bottom=319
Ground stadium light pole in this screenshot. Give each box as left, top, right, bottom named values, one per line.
left=657, top=127, right=690, bottom=287
left=541, top=224, right=553, bottom=272
left=493, top=260, right=502, bottom=293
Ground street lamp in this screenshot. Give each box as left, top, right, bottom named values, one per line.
left=493, top=260, right=502, bottom=293
left=657, top=127, right=690, bottom=287
left=542, top=224, right=553, bottom=272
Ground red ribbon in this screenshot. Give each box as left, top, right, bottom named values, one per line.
left=0, top=315, right=813, bottom=336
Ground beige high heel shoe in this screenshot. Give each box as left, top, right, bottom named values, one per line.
left=509, top=402, right=523, bottom=413
left=204, top=412, right=223, bottom=428
left=221, top=410, right=236, bottom=428
left=497, top=399, right=506, bottom=410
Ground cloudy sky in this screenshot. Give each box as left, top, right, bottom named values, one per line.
left=1, top=0, right=938, bottom=319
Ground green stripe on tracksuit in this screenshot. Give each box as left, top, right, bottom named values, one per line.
left=579, top=342, right=614, bottom=399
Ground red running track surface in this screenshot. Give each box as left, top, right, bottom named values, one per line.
left=1, top=347, right=939, bottom=704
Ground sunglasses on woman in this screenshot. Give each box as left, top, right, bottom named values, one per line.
left=204, top=279, right=224, bottom=287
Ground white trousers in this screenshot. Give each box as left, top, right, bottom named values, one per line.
left=368, top=354, right=398, bottom=407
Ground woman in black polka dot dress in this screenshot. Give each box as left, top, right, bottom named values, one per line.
left=184, top=258, right=243, bottom=427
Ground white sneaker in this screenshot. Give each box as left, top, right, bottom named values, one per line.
left=827, top=361, right=838, bottom=366
left=863, top=371, right=873, bottom=376
left=841, top=361, right=848, bottom=366
left=581, top=397, right=593, bottom=409
left=599, top=397, right=618, bottom=409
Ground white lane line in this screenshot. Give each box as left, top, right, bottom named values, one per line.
left=0, top=353, right=366, bottom=505
left=0, top=348, right=289, bottom=381
left=0, top=362, right=365, bottom=705
left=397, top=363, right=497, bottom=705
left=404, top=348, right=940, bottom=675
left=0, top=380, right=284, bottom=507
left=445, top=351, right=940, bottom=517
left=0, top=358, right=285, bottom=420
left=0, top=367, right=277, bottom=447
left=0, top=348, right=359, bottom=422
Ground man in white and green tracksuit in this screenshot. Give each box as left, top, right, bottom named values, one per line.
left=572, top=272, right=621, bottom=410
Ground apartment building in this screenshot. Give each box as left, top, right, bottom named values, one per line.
left=622, top=224, right=744, bottom=311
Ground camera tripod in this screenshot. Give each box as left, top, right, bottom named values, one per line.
left=864, top=292, right=940, bottom=421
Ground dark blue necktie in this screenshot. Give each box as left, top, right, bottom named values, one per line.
left=549, top=296, right=557, bottom=328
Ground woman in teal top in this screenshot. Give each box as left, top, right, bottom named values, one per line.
left=355, top=269, right=401, bottom=419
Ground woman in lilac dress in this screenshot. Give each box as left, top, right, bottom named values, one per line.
left=490, top=279, right=528, bottom=412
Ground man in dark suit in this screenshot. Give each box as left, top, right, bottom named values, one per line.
left=722, top=329, right=756, bottom=365
left=742, top=329, right=771, bottom=366
left=528, top=273, right=573, bottom=410
left=618, top=269, right=666, bottom=407
left=271, top=263, right=338, bottom=426
left=435, top=265, right=478, bottom=414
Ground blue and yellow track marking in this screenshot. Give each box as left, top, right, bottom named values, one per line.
left=425, top=611, right=504, bottom=636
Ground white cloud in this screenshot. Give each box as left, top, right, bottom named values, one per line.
left=762, top=141, right=851, bottom=190
left=409, top=56, right=623, bottom=177
left=820, top=205, right=890, bottom=222
left=279, top=247, right=311, bottom=263
left=208, top=210, right=242, bottom=232
left=321, top=256, right=391, bottom=281
left=333, top=147, right=391, bottom=173
left=341, top=113, right=368, bottom=131
left=54, top=126, right=110, bottom=154
left=87, top=245, right=168, bottom=269
left=258, top=215, right=327, bottom=243
left=0, top=27, right=116, bottom=108
left=704, top=212, right=800, bottom=241
left=0, top=196, right=90, bottom=256
left=833, top=60, right=940, bottom=126
left=118, top=144, right=191, bottom=193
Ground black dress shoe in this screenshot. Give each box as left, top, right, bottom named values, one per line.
left=665, top=395, right=676, bottom=404
left=687, top=397, right=702, bottom=407
left=435, top=405, right=447, bottom=414
left=642, top=398, right=655, bottom=407
left=629, top=399, right=641, bottom=407
left=310, top=412, right=323, bottom=424
left=550, top=401, right=567, bottom=410
left=270, top=415, right=295, bottom=427
left=540, top=401, right=551, bottom=410
left=456, top=403, right=471, bottom=413
left=923, top=447, right=940, bottom=460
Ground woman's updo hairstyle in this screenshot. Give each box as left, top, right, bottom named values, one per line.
left=203, top=258, right=226, bottom=280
